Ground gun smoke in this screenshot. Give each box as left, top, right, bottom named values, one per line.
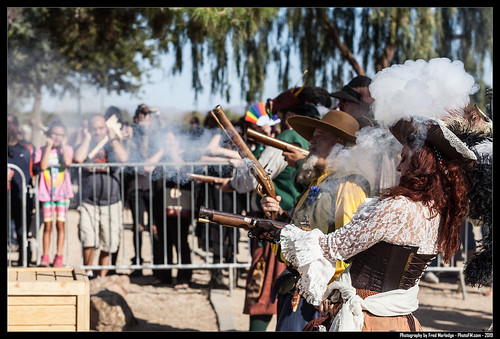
left=129, top=121, right=234, bottom=184
left=322, top=57, right=480, bottom=220
left=28, top=58, right=481, bottom=199
left=325, top=127, right=400, bottom=192
left=238, top=57, right=482, bottom=202
left=370, top=57, right=479, bottom=125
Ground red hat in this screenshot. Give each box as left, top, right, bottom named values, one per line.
left=270, top=87, right=305, bottom=114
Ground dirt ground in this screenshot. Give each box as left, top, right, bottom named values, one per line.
left=122, top=269, right=493, bottom=332
left=13, top=208, right=493, bottom=332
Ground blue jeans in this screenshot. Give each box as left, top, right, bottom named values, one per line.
left=275, top=292, right=320, bottom=331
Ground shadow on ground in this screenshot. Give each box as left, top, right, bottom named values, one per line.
left=414, top=304, right=492, bottom=332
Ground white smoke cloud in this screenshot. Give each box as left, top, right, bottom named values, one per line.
left=125, top=123, right=231, bottom=184
left=326, top=127, right=401, bottom=192
left=370, top=58, right=479, bottom=126
left=323, top=58, right=479, bottom=195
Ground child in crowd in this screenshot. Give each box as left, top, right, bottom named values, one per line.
left=35, top=119, right=74, bottom=267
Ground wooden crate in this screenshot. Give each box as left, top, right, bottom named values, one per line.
left=7, top=267, right=90, bottom=331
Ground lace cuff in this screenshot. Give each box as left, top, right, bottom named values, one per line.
left=280, top=225, right=336, bottom=305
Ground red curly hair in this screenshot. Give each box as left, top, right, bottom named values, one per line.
left=381, top=135, right=471, bottom=262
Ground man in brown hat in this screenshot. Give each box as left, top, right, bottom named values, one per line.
left=283, top=76, right=378, bottom=176
left=258, top=109, right=371, bottom=331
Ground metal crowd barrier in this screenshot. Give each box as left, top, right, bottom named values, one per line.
left=7, top=160, right=252, bottom=293
left=426, top=220, right=477, bottom=299
left=7, top=161, right=479, bottom=297
left=7, top=163, right=31, bottom=267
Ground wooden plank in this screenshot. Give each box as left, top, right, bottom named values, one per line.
left=36, top=270, right=56, bottom=282
left=83, top=283, right=90, bottom=331
left=8, top=267, right=83, bottom=276
left=8, top=296, right=76, bottom=306
left=8, top=268, right=88, bottom=295
left=76, top=294, right=90, bottom=331
left=8, top=305, right=76, bottom=325
left=8, top=281, right=88, bottom=295
left=55, top=270, right=75, bottom=282
left=16, top=270, right=36, bottom=282
left=7, top=269, right=17, bottom=282
left=8, top=324, right=77, bottom=331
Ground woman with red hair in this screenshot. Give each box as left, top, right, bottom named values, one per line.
left=252, top=114, right=478, bottom=331
left=381, top=129, right=471, bottom=265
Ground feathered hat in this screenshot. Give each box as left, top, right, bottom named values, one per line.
left=445, top=106, right=493, bottom=287
left=389, top=115, right=477, bottom=162
left=370, top=58, right=492, bottom=287
left=245, top=102, right=281, bottom=126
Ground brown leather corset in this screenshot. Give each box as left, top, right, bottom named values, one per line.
left=348, top=241, right=436, bottom=293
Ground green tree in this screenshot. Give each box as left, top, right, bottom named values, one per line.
left=143, top=7, right=492, bottom=106
left=280, top=8, right=492, bottom=97
left=142, top=8, right=278, bottom=103
left=8, top=7, right=493, bottom=143
left=7, top=7, right=157, bottom=145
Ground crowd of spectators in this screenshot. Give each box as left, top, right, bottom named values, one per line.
left=7, top=104, right=253, bottom=289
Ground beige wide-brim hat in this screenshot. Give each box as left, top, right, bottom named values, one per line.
left=287, top=109, right=359, bottom=143
left=389, top=116, right=477, bottom=162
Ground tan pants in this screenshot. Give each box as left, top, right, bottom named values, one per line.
left=78, top=201, right=123, bottom=253
left=362, top=311, right=423, bottom=331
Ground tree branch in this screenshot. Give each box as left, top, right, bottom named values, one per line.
left=375, top=41, right=396, bottom=72
left=317, top=9, right=365, bottom=76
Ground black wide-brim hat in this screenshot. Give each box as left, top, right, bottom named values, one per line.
left=389, top=116, right=477, bottom=162
left=288, top=109, right=359, bottom=143
left=330, top=86, right=366, bottom=105
left=330, top=75, right=372, bottom=105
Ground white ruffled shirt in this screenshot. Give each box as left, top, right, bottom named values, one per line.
left=280, top=195, right=440, bottom=311
left=326, top=265, right=420, bottom=331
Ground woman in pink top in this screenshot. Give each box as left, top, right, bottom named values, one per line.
left=35, top=120, right=74, bottom=267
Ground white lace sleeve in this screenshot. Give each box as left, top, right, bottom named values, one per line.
left=320, top=196, right=440, bottom=263
left=279, top=196, right=440, bottom=305
left=280, top=227, right=336, bottom=305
